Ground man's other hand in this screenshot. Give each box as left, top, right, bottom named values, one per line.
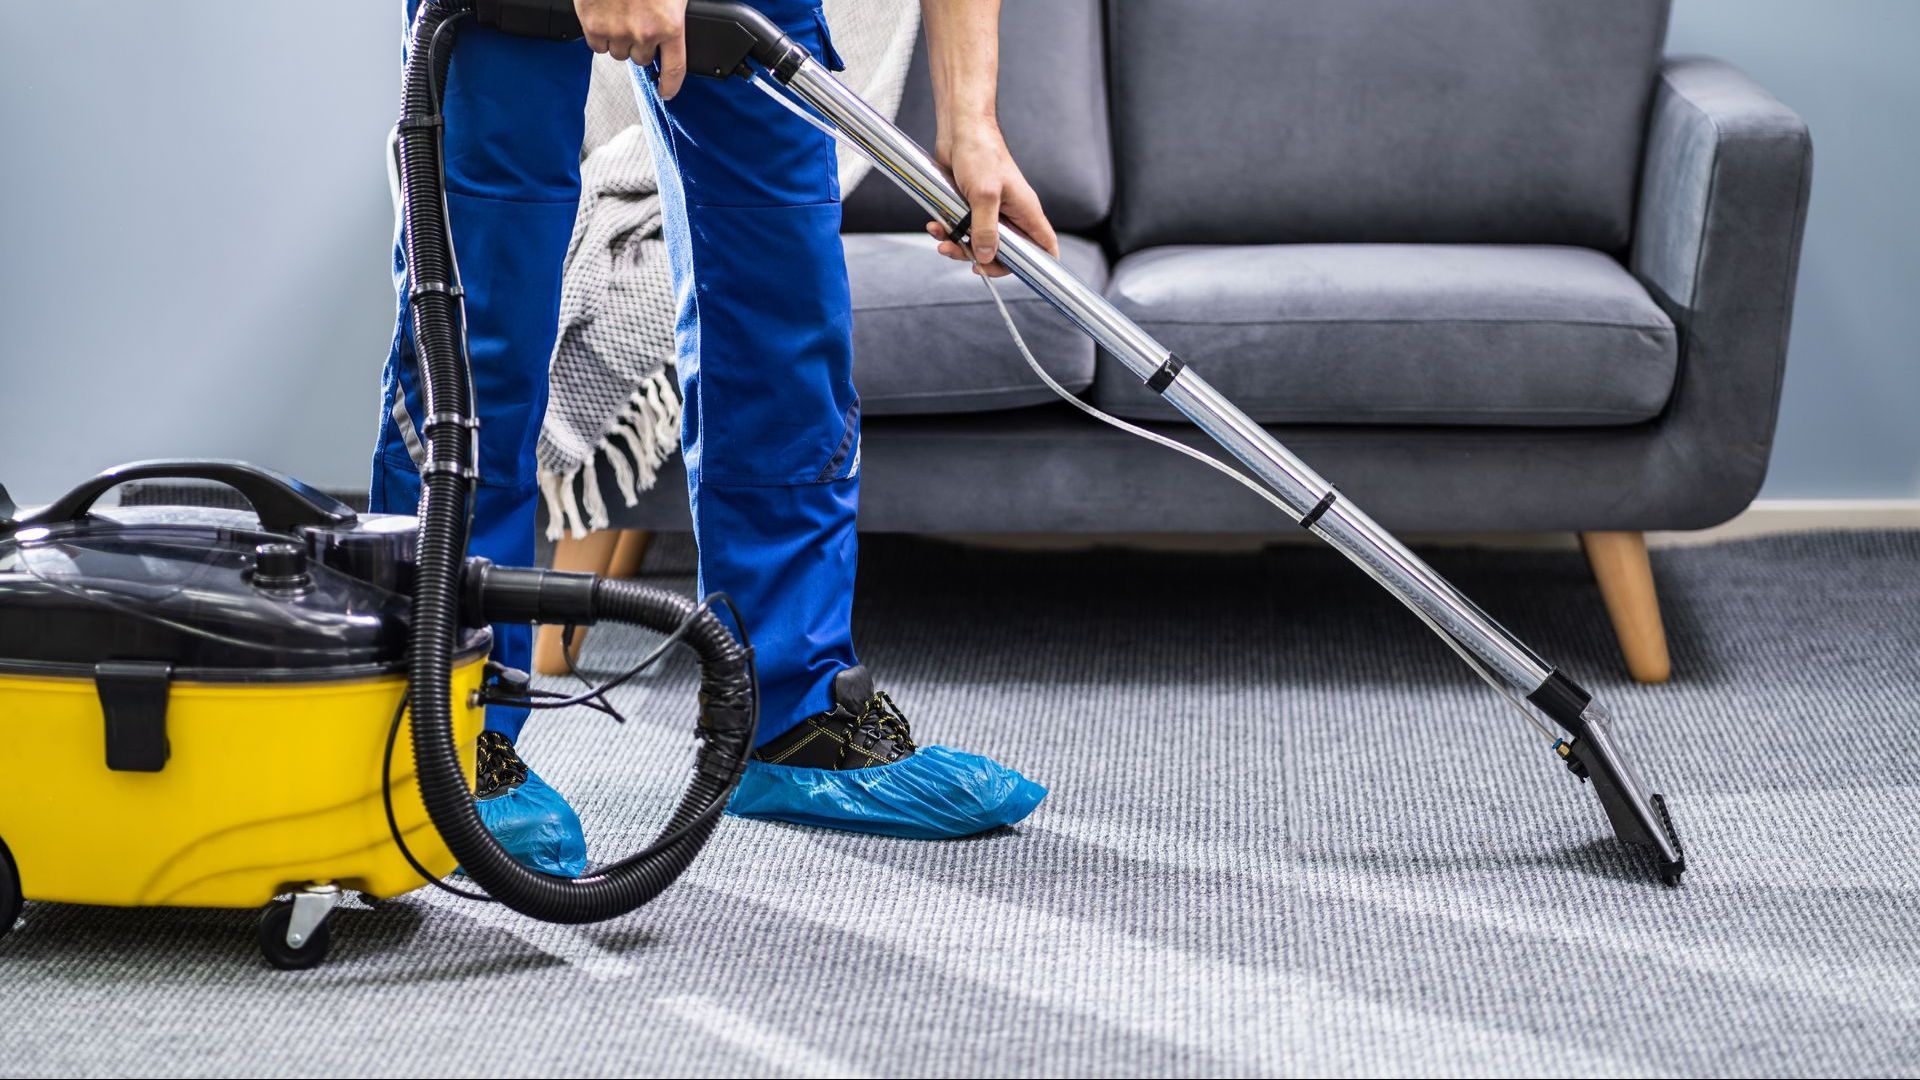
left=926, top=123, right=1060, bottom=278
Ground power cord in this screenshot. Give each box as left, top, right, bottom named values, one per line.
left=484, top=595, right=724, bottom=712
left=383, top=693, right=495, bottom=901
left=751, top=71, right=1560, bottom=746
left=381, top=592, right=759, bottom=898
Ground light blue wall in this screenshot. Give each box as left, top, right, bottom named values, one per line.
left=0, top=3, right=400, bottom=504
left=1667, top=0, right=1920, bottom=498
left=1, top=3, right=1914, bottom=504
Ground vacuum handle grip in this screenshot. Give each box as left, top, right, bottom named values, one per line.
left=473, top=0, right=581, bottom=41
left=21, top=459, right=358, bottom=533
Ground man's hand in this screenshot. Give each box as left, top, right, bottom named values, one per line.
left=574, top=0, right=689, bottom=98
left=926, top=123, right=1060, bottom=278
left=918, top=0, right=1057, bottom=277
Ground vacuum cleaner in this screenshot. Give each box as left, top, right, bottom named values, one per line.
left=0, top=1, right=760, bottom=970
left=0, top=1, right=1682, bottom=975
left=598, top=0, right=1687, bottom=883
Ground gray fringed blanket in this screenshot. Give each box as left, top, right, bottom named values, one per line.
left=538, top=1, right=921, bottom=539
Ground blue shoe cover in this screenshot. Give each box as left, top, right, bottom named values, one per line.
left=472, top=767, right=589, bottom=877
left=725, top=745, right=1047, bottom=840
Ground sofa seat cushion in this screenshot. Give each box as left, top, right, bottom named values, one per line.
left=847, top=232, right=1106, bottom=415
left=1092, top=244, right=1678, bottom=426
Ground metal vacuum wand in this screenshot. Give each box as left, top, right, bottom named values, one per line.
left=475, top=0, right=1687, bottom=886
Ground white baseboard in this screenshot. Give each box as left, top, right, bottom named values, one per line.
left=1645, top=499, right=1920, bottom=547
left=939, top=499, right=1920, bottom=554
left=1406, top=499, right=1920, bottom=551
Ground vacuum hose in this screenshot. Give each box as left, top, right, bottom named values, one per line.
left=399, top=0, right=754, bottom=923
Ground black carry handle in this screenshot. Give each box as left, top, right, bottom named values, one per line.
left=474, top=0, right=801, bottom=80
left=17, top=459, right=358, bottom=534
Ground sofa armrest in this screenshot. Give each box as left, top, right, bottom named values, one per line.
left=1631, top=57, right=1812, bottom=508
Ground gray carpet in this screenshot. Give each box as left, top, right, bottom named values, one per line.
left=6, top=530, right=1919, bottom=1078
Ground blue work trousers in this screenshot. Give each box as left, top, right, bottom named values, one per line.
left=372, top=0, right=858, bottom=744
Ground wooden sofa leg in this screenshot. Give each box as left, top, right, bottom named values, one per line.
left=607, top=528, right=654, bottom=580
left=533, top=529, right=619, bottom=676
left=532, top=529, right=654, bottom=676
left=1579, top=531, right=1672, bottom=684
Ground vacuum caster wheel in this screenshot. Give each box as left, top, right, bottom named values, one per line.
left=0, top=836, right=22, bottom=938
left=258, top=885, right=339, bottom=970
left=259, top=901, right=330, bottom=969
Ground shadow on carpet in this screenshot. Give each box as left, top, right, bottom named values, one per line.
left=4, top=531, right=1917, bottom=1078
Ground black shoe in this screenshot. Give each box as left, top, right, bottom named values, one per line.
left=470, top=731, right=588, bottom=876
left=475, top=730, right=530, bottom=799
left=753, top=665, right=918, bottom=770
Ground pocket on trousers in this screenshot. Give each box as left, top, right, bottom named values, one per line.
left=811, top=6, right=847, bottom=72
left=686, top=200, right=856, bottom=486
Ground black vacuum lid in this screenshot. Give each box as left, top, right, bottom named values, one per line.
left=0, top=509, right=422, bottom=676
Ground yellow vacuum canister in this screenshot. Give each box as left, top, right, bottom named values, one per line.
left=0, top=462, right=488, bottom=966
left=0, top=6, right=767, bottom=970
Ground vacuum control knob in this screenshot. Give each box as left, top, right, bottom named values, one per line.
left=251, top=542, right=313, bottom=594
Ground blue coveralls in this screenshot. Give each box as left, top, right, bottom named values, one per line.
left=373, top=1, right=857, bottom=746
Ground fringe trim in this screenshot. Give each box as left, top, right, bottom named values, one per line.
left=539, top=368, right=683, bottom=541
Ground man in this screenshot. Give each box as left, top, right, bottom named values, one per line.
left=373, top=0, right=1056, bottom=873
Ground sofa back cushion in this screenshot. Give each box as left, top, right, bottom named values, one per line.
left=1107, top=0, right=1670, bottom=253
left=841, top=0, right=1113, bottom=234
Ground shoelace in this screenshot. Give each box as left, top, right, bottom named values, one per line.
left=841, top=690, right=917, bottom=766
left=474, top=731, right=529, bottom=797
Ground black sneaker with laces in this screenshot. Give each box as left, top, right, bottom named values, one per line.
left=726, top=664, right=1048, bottom=837
left=467, top=730, right=588, bottom=876
left=752, top=665, right=917, bottom=770
left=474, top=730, right=530, bottom=799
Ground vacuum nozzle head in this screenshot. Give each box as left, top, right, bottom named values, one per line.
left=1532, top=674, right=1686, bottom=886
left=1557, top=709, right=1686, bottom=886
left=1562, top=737, right=1686, bottom=886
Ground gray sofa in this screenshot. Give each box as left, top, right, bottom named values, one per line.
left=603, top=0, right=1813, bottom=680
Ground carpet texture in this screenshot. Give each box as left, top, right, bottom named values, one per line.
left=5, top=531, right=1918, bottom=1078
